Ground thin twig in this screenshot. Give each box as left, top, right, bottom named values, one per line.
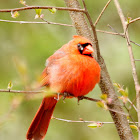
left=107, top=24, right=119, bottom=33
left=81, top=96, right=100, bottom=102
left=80, top=0, right=134, bottom=139
left=128, top=17, right=140, bottom=25
left=113, top=0, right=140, bottom=101
left=0, top=89, right=42, bottom=94
left=0, top=6, right=85, bottom=13
left=107, top=24, right=140, bottom=47
left=82, top=0, right=101, bottom=58
left=1, top=17, right=139, bottom=47
left=53, top=117, right=137, bottom=124
left=0, top=88, right=128, bottom=115
left=113, top=0, right=140, bottom=139
left=0, top=88, right=100, bottom=101
left=40, top=17, right=72, bottom=27
left=130, top=40, right=140, bottom=47
left=96, top=29, right=123, bottom=35
left=123, top=103, right=138, bottom=127
left=135, top=59, right=140, bottom=61
left=127, top=98, right=138, bottom=112
left=125, top=17, right=140, bottom=32
left=94, top=0, right=112, bottom=26
left=0, top=19, right=74, bottom=27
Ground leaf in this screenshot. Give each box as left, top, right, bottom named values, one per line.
left=119, top=88, right=128, bottom=97
left=130, top=125, right=138, bottom=131
left=11, top=11, right=20, bottom=18
left=88, top=123, right=102, bottom=128
left=35, top=9, right=42, bottom=15
left=19, top=0, right=26, bottom=5
left=119, top=96, right=128, bottom=104
left=114, top=82, right=128, bottom=97
left=8, top=81, right=13, bottom=90
left=48, top=8, right=57, bottom=14
left=127, top=17, right=132, bottom=24
left=96, top=101, right=108, bottom=110
left=100, top=94, right=107, bottom=100
left=113, top=82, right=121, bottom=89
left=127, top=116, right=130, bottom=120
left=124, top=88, right=129, bottom=97
left=35, top=9, right=42, bottom=19
left=34, top=14, right=39, bottom=19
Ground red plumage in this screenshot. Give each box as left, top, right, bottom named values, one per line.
left=26, top=35, right=100, bottom=140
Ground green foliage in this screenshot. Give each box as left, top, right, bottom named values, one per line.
left=19, top=0, right=26, bottom=5
left=48, top=8, right=57, bottom=14
left=96, top=101, right=108, bottom=110
left=100, top=94, right=107, bottom=101
left=88, top=122, right=102, bottom=128
left=114, top=83, right=129, bottom=103
left=11, top=11, right=20, bottom=18
left=35, top=9, right=42, bottom=19
left=130, top=125, right=138, bottom=131
left=7, top=81, right=13, bottom=90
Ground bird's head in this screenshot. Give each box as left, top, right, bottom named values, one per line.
left=68, top=35, right=94, bottom=57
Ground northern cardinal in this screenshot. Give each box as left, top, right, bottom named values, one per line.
left=26, top=35, right=100, bottom=140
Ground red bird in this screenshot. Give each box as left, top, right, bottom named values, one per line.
left=26, top=35, right=100, bottom=140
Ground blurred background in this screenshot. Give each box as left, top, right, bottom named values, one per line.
left=0, top=0, right=140, bottom=140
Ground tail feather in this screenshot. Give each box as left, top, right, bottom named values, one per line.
left=26, top=96, right=57, bottom=140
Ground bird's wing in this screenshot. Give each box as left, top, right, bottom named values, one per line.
left=40, top=45, right=67, bottom=87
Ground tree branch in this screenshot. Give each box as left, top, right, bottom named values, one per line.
left=0, top=1, right=138, bottom=139
left=0, top=6, right=85, bottom=13
left=0, top=88, right=100, bottom=101
left=0, top=88, right=128, bottom=115
left=94, top=0, right=112, bottom=26
left=64, top=0, right=134, bottom=139
left=135, top=59, right=140, bottom=61
left=113, top=0, right=140, bottom=139
left=0, top=19, right=74, bottom=27
left=97, top=29, right=140, bottom=47
left=0, top=89, right=41, bottom=94
left=127, top=98, right=138, bottom=112
left=128, top=17, right=140, bottom=25
left=53, top=116, right=138, bottom=124
left=96, top=29, right=123, bottom=35
left=107, top=24, right=140, bottom=47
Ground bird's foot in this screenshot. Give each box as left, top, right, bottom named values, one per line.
left=54, top=93, right=60, bottom=101
left=77, top=96, right=84, bottom=105
left=63, top=92, right=71, bottom=103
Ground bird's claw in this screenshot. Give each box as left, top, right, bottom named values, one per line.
left=54, top=93, right=60, bottom=101
left=62, top=92, right=71, bottom=103
left=77, top=96, right=84, bottom=105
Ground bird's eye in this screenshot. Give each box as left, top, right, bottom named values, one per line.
left=77, top=44, right=81, bottom=48
left=77, top=43, right=84, bottom=53
left=77, top=43, right=93, bottom=57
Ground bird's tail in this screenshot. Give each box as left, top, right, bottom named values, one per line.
left=26, top=96, right=58, bottom=140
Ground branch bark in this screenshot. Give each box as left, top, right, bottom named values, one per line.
left=0, top=6, right=85, bottom=13
left=113, top=0, right=140, bottom=139
left=53, top=117, right=137, bottom=124
left=0, top=19, right=73, bottom=26
left=64, top=0, right=134, bottom=139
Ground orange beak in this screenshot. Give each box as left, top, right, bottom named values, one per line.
left=82, top=45, right=94, bottom=54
